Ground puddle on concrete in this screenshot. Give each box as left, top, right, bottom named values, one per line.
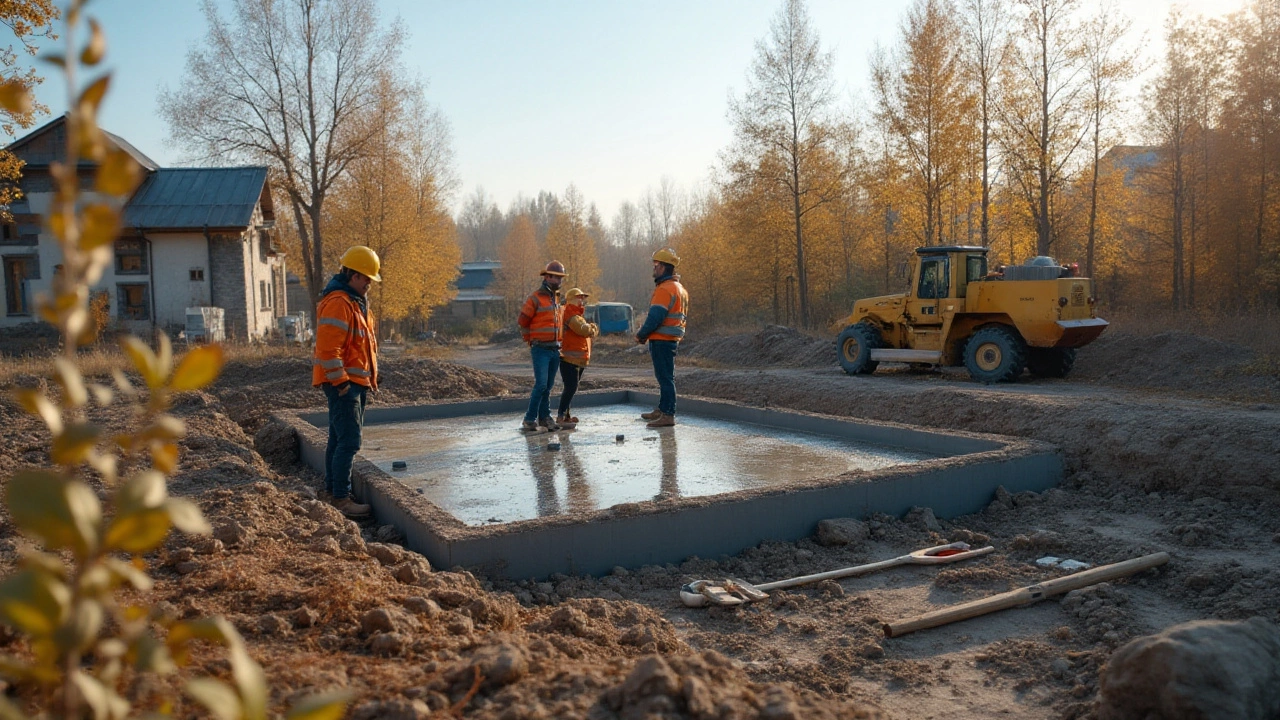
left=359, top=404, right=939, bottom=526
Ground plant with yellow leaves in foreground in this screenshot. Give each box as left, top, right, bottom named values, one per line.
left=0, top=3, right=348, bottom=719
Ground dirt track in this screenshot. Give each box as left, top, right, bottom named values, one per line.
left=1, top=329, right=1278, bottom=719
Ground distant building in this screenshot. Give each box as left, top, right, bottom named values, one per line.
left=1101, top=145, right=1160, bottom=185
left=2, top=116, right=286, bottom=340
left=445, top=260, right=504, bottom=320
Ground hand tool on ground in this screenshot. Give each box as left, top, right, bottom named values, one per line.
left=679, top=541, right=996, bottom=608
left=882, top=551, right=1169, bottom=638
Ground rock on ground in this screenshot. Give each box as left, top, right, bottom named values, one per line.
left=1097, top=617, right=1280, bottom=720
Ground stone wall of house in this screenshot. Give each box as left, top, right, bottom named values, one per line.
left=209, top=233, right=249, bottom=340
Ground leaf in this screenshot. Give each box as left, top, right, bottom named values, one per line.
left=229, top=642, right=268, bottom=720
left=40, top=54, right=66, bottom=70
left=0, top=695, right=31, bottom=720
left=113, top=470, right=167, bottom=514
left=138, top=416, right=186, bottom=442
left=78, top=75, right=111, bottom=115
left=102, top=509, right=170, bottom=555
left=0, top=80, right=32, bottom=115
left=17, top=550, right=66, bottom=581
left=5, top=472, right=101, bottom=556
left=185, top=678, right=242, bottom=720
left=88, top=383, right=114, bottom=406
left=14, top=389, right=63, bottom=434
left=169, top=345, right=225, bottom=392
left=51, top=357, right=88, bottom=408
left=81, top=204, right=121, bottom=250
left=151, top=442, right=179, bottom=474
left=103, top=557, right=154, bottom=592
left=71, top=670, right=114, bottom=720
left=111, top=368, right=136, bottom=400
left=81, top=18, right=107, bottom=66
left=50, top=422, right=102, bottom=466
left=0, top=568, right=71, bottom=636
left=132, top=632, right=176, bottom=675
left=95, top=149, right=141, bottom=197
left=54, top=599, right=104, bottom=653
left=120, top=336, right=164, bottom=389
left=285, top=690, right=355, bottom=720
left=164, top=498, right=211, bottom=536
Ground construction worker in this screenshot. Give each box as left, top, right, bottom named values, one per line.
left=313, top=245, right=381, bottom=518
left=635, top=247, right=688, bottom=428
left=517, top=261, right=567, bottom=432
left=556, top=287, right=600, bottom=428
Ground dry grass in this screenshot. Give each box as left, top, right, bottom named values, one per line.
left=0, top=340, right=309, bottom=383
left=1103, top=307, right=1280, bottom=356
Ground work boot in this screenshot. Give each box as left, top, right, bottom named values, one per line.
left=333, top=496, right=371, bottom=518
left=646, top=412, right=676, bottom=428
left=640, top=408, right=662, bottom=421
left=520, top=420, right=539, bottom=433
left=556, top=413, right=578, bottom=429
left=538, top=416, right=560, bottom=431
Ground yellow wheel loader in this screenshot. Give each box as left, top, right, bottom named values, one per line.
left=835, top=246, right=1108, bottom=383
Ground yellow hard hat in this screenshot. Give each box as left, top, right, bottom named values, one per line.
left=565, top=287, right=589, bottom=301
left=652, top=247, right=680, bottom=268
left=340, top=245, right=382, bottom=282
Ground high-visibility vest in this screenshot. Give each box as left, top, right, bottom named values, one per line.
left=518, top=286, right=562, bottom=344
left=561, top=304, right=598, bottom=366
left=312, top=289, right=378, bottom=389
left=649, top=278, right=689, bottom=341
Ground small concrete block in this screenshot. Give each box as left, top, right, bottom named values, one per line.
left=391, top=460, right=407, bottom=471
left=1036, top=556, right=1062, bottom=567
left=547, top=442, right=561, bottom=451
left=616, top=434, right=625, bottom=442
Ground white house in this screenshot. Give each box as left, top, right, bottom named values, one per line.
left=2, top=116, right=286, bottom=340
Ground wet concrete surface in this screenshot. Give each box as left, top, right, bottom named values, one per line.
left=359, top=403, right=939, bottom=526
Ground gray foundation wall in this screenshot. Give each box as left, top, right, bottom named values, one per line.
left=289, top=390, right=1062, bottom=579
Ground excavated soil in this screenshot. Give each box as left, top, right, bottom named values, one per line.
left=1, top=326, right=1278, bottom=719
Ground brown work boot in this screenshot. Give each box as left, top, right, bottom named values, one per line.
left=646, top=412, right=676, bottom=428
left=640, top=408, right=662, bottom=421
left=538, top=416, right=560, bottom=431
left=520, top=420, right=539, bottom=432
left=556, top=414, right=578, bottom=429
left=333, top=496, right=371, bottom=518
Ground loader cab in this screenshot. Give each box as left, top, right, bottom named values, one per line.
left=910, top=246, right=989, bottom=303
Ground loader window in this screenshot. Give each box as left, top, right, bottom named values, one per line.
left=917, top=256, right=949, bottom=299
left=958, top=254, right=987, bottom=297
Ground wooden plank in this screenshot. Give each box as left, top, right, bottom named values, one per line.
left=870, top=349, right=943, bottom=363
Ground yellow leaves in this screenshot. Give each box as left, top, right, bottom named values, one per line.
left=120, top=336, right=166, bottom=390
left=0, top=568, right=71, bottom=637
left=81, top=18, right=106, bottom=66
left=80, top=204, right=120, bottom=250
left=0, top=80, right=33, bottom=116
left=50, top=422, right=101, bottom=466
left=95, top=150, right=141, bottom=197
left=285, top=690, right=356, bottom=720
left=170, top=344, right=225, bottom=392
left=102, top=471, right=210, bottom=555
left=15, top=389, right=62, bottom=435
left=5, top=472, right=101, bottom=558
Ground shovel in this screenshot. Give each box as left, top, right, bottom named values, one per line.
left=679, top=541, right=995, bottom=608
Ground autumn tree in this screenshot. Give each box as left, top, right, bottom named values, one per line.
left=545, top=184, right=601, bottom=295
left=961, top=0, right=1009, bottom=247
left=998, top=0, right=1089, bottom=257
left=160, top=0, right=406, bottom=308
left=729, top=0, right=844, bottom=327
left=1080, top=1, right=1140, bottom=278
left=494, top=213, right=542, bottom=315
left=322, top=74, right=459, bottom=331
left=0, top=0, right=58, bottom=213
left=872, top=0, right=976, bottom=247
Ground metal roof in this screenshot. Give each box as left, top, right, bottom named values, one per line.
left=124, top=167, right=269, bottom=231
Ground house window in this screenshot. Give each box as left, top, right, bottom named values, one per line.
left=190, top=268, right=205, bottom=282
left=115, top=239, right=148, bottom=274
left=117, top=283, right=150, bottom=320
left=259, top=279, right=273, bottom=310
left=1, top=221, right=18, bottom=243
left=4, top=255, right=38, bottom=315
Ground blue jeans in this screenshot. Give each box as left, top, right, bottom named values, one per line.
left=649, top=340, right=678, bottom=415
left=525, top=344, right=561, bottom=422
left=323, top=382, right=367, bottom=500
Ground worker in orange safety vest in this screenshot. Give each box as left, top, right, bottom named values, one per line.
left=517, top=261, right=566, bottom=432
left=313, top=245, right=380, bottom=518
left=636, top=247, right=688, bottom=428
left=556, top=287, right=599, bottom=428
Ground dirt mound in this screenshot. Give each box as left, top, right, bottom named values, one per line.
left=684, top=326, right=834, bottom=368
left=212, top=353, right=517, bottom=431
left=1073, top=330, right=1279, bottom=401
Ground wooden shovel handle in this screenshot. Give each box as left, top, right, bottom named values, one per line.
left=882, top=552, right=1169, bottom=638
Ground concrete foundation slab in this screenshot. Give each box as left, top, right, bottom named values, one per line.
left=279, top=390, right=1061, bottom=579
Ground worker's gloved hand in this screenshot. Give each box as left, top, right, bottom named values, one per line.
left=337, top=382, right=351, bottom=397
left=635, top=336, right=646, bottom=345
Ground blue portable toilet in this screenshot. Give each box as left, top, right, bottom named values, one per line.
left=587, top=302, right=633, bottom=335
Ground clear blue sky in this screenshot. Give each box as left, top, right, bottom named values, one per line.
left=17, top=0, right=1232, bottom=222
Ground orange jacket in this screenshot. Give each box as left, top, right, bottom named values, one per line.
left=561, top=304, right=598, bottom=366
left=312, top=278, right=378, bottom=389
left=518, top=285, right=563, bottom=344
left=643, top=277, right=689, bottom=342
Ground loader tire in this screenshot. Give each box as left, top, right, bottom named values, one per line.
left=838, top=322, right=882, bottom=375
left=1026, top=347, right=1077, bottom=378
left=964, top=325, right=1027, bottom=383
